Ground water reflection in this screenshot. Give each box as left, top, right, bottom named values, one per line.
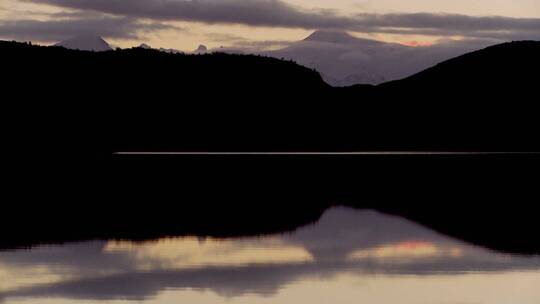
left=1, top=208, right=539, bottom=303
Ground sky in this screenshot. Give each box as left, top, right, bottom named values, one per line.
left=0, top=0, right=539, bottom=51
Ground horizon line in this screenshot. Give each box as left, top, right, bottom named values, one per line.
left=113, top=151, right=539, bottom=156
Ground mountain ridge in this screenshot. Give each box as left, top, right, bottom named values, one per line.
left=302, top=30, right=382, bottom=45
left=2, top=38, right=539, bottom=153
left=380, top=40, right=539, bottom=93
left=56, top=31, right=493, bottom=86
left=266, top=30, right=491, bottom=86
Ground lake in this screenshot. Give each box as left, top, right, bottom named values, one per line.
left=1, top=207, right=539, bottom=303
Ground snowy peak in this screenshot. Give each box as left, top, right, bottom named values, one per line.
left=55, top=35, right=112, bottom=52
left=304, top=30, right=359, bottom=44
left=302, top=30, right=385, bottom=46
left=194, top=44, right=208, bottom=53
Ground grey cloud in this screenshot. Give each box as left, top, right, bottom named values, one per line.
left=0, top=5, right=53, bottom=18
left=353, top=13, right=540, bottom=32
left=205, top=33, right=293, bottom=50
left=0, top=15, right=174, bottom=42
left=23, top=0, right=540, bottom=40
left=25, top=0, right=352, bottom=28
left=4, top=256, right=539, bottom=302
left=350, top=24, right=540, bottom=41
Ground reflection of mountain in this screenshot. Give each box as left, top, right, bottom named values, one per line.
left=264, top=30, right=491, bottom=86
left=1, top=208, right=539, bottom=302
left=286, top=208, right=451, bottom=261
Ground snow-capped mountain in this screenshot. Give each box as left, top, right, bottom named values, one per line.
left=264, top=30, right=492, bottom=86
left=194, top=44, right=208, bottom=54
left=51, top=32, right=492, bottom=86
left=136, top=43, right=183, bottom=54
left=55, top=35, right=112, bottom=52
left=133, top=30, right=490, bottom=86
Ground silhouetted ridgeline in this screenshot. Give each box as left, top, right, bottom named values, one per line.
left=1, top=40, right=540, bottom=253
left=373, top=41, right=540, bottom=152
left=2, top=40, right=540, bottom=153
left=381, top=41, right=539, bottom=94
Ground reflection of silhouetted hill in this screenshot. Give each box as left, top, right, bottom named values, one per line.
left=1, top=40, right=539, bottom=253
left=3, top=153, right=540, bottom=254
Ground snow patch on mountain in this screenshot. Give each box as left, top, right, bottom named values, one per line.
left=55, top=35, right=112, bottom=52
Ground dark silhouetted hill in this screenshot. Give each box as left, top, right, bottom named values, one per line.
left=382, top=41, right=539, bottom=94
left=364, top=41, right=540, bottom=152
left=3, top=40, right=539, bottom=153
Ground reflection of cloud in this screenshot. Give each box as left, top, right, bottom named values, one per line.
left=0, top=265, right=65, bottom=293
left=348, top=241, right=442, bottom=260
left=1, top=208, right=539, bottom=302
left=104, top=237, right=313, bottom=270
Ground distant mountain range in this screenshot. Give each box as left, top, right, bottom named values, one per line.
left=264, top=30, right=493, bottom=86
left=202, top=30, right=493, bottom=86
left=53, top=31, right=494, bottom=86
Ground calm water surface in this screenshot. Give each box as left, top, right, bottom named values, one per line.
left=1, top=207, right=539, bottom=303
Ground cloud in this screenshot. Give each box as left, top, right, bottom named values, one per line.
left=23, top=0, right=540, bottom=40
left=4, top=256, right=538, bottom=302
left=24, top=0, right=351, bottom=28
left=205, top=33, right=293, bottom=50
left=0, top=15, right=175, bottom=42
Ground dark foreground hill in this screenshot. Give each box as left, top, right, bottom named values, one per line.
left=371, top=40, right=540, bottom=152
left=382, top=40, right=540, bottom=94
left=2, top=40, right=540, bottom=153
left=1, top=40, right=540, bottom=253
